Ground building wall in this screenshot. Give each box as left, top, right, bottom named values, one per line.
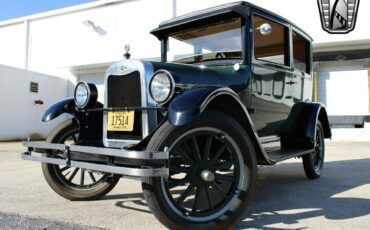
left=0, top=64, right=67, bottom=140
left=0, top=0, right=173, bottom=77
left=317, top=61, right=369, bottom=116
left=1, top=0, right=369, bottom=77
left=0, top=22, right=25, bottom=68
left=0, top=0, right=369, bottom=140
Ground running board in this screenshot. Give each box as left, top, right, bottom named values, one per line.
left=267, top=148, right=313, bottom=163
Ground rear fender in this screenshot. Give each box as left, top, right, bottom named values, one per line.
left=278, top=102, right=331, bottom=149
left=307, top=103, right=331, bottom=139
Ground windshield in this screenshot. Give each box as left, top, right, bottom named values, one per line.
left=167, top=18, right=242, bottom=64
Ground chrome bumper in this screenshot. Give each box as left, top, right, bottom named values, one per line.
left=22, top=141, right=169, bottom=177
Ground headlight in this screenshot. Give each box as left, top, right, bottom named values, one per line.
left=149, top=70, right=175, bottom=105
left=74, top=82, right=98, bottom=109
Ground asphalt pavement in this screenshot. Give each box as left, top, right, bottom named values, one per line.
left=0, top=141, right=369, bottom=229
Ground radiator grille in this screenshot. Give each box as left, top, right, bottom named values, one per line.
left=107, top=71, right=142, bottom=140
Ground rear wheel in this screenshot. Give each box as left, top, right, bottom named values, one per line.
left=302, top=121, right=325, bottom=179
left=41, top=119, right=120, bottom=201
left=142, top=111, right=257, bottom=230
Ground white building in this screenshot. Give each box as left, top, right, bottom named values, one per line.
left=0, top=0, right=369, bottom=140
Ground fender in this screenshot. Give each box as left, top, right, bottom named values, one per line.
left=42, top=98, right=103, bottom=143
left=306, top=103, right=331, bottom=140
left=168, top=86, right=224, bottom=126
left=277, top=102, right=331, bottom=149
left=42, top=98, right=76, bottom=122
left=168, top=86, right=273, bottom=165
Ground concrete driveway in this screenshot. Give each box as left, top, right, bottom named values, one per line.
left=0, top=141, right=369, bottom=229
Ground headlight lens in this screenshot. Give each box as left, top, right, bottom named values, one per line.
left=74, top=82, right=98, bottom=108
left=150, top=70, right=174, bottom=104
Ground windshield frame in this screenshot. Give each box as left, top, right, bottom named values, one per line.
left=160, top=16, right=248, bottom=65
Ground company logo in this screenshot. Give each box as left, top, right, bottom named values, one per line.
left=318, top=0, right=360, bottom=34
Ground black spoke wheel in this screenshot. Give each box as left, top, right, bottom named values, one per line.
left=142, top=111, right=257, bottom=229
left=41, top=119, right=120, bottom=201
left=302, top=121, right=325, bottom=179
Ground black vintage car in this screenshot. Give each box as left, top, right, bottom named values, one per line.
left=23, top=2, right=331, bottom=229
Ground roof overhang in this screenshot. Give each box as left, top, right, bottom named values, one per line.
left=151, top=2, right=249, bottom=39
left=150, top=1, right=313, bottom=42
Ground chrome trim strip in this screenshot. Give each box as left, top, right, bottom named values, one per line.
left=22, top=153, right=66, bottom=165
left=260, top=135, right=281, bottom=144
left=70, top=145, right=168, bottom=159
left=70, top=161, right=168, bottom=177
left=23, top=142, right=169, bottom=160
left=23, top=142, right=66, bottom=151
left=22, top=153, right=169, bottom=177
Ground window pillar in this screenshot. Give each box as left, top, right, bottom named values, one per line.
left=313, top=71, right=318, bottom=102
left=368, top=68, right=370, bottom=113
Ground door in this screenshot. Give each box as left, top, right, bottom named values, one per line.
left=251, top=66, right=294, bottom=137
left=250, top=14, right=293, bottom=138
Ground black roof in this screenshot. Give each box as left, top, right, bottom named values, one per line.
left=151, top=1, right=312, bottom=41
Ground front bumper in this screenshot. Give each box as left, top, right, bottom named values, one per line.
left=22, top=142, right=169, bottom=177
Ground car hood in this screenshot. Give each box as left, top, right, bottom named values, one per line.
left=150, top=61, right=250, bottom=92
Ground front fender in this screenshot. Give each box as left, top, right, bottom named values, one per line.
left=42, top=98, right=103, bottom=143
left=168, top=86, right=273, bottom=165
left=42, top=98, right=75, bottom=122
left=168, top=86, right=225, bottom=126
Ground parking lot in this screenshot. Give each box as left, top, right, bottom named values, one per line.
left=0, top=141, right=369, bottom=229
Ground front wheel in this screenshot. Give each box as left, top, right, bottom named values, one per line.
left=142, top=111, right=257, bottom=230
left=41, top=119, right=120, bottom=201
left=302, top=121, right=325, bottom=179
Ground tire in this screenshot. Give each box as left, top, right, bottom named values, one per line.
left=302, top=121, right=325, bottom=179
left=142, top=111, right=257, bottom=230
left=41, top=119, right=120, bottom=201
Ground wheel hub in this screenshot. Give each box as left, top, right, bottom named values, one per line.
left=200, top=169, right=214, bottom=182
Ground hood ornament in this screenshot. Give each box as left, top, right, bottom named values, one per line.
left=123, top=44, right=131, bottom=59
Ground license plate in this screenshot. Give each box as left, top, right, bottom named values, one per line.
left=107, top=111, right=134, bottom=132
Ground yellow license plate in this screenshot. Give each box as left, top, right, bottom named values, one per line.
left=107, top=111, right=134, bottom=131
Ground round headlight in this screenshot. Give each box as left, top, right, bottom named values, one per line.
left=74, top=82, right=98, bottom=108
left=150, top=70, right=175, bottom=105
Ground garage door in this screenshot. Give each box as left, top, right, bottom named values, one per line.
left=318, top=61, right=369, bottom=115
left=78, top=72, right=105, bottom=103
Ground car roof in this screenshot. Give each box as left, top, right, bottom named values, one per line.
left=151, top=1, right=313, bottom=42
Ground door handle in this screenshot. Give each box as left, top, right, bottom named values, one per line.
left=285, top=81, right=297, bottom=85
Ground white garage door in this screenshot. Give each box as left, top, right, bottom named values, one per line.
left=78, top=72, right=105, bottom=103
left=318, top=61, right=369, bottom=116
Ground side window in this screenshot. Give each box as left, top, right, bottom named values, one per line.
left=252, top=78, right=262, bottom=95
left=253, top=15, right=288, bottom=66
left=273, top=75, right=285, bottom=99
left=293, top=32, right=310, bottom=73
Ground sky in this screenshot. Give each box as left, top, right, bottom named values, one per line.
left=0, top=0, right=98, bottom=21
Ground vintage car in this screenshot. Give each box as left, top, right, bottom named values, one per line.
left=22, top=1, right=331, bottom=229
